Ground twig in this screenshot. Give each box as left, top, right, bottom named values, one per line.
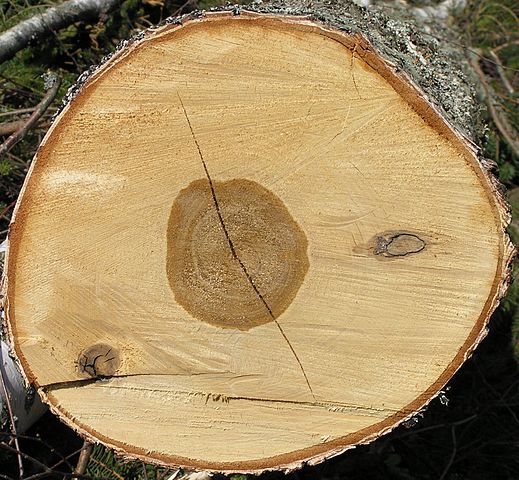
left=493, top=39, right=519, bottom=53
left=438, top=425, right=457, bottom=480
left=0, top=73, right=42, bottom=96
left=470, top=55, right=519, bottom=158
left=2, top=432, right=77, bottom=473
left=395, top=413, right=478, bottom=440
left=0, top=119, right=28, bottom=137
left=0, top=442, right=111, bottom=480
left=159, top=469, right=178, bottom=480
left=0, top=200, right=16, bottom=221
left=23, top=445, right=86, bottom=480
left=489, top=50, right=515, bottom=94
left=172, top=0, right=196, bottom=16
left=0, top=73, right=61, bottom=160
left=419, top=30, right=519, bottom=73
left=0, top=0, right=120, bottom=64
left=0, top=108, right=35, bottom=119
left=73, top=441, right=93, bottom=478
left=473, top=359, right=519, bottom=427
left=0, top=344, right=24, bottom=478
left=6, top=152, right=28, bottom=167
left=495, top=90, right=519, bottom=106
left=141, top=462, right=149, bottom=480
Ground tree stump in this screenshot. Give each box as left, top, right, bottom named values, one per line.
left=1, top=1, right=514, bottom=473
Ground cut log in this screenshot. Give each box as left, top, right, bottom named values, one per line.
left=1, top=1, right=514, bottom=473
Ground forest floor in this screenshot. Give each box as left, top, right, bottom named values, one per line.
left=0, top=0, right=518, bottom=479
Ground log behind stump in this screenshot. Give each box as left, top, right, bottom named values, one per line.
left=2, top=1, right=514, bottom=473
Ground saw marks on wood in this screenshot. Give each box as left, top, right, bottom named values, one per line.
left=4, top=13, right=509, bottom=471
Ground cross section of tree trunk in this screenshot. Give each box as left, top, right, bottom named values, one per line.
left=1, top=2, right=514, bottom=473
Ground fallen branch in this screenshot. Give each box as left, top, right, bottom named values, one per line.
left=0, top=119, right=27, bottom=137
left=0, top=107, right=36, bottom=119
left=489, top=50, right=515, bottom=94
left=0, top=73, right=61, bottom=160
left=0, top=0, right=120, bottom=64
left=470, top=55, right=519, bottom=159
left=73, top=441, right=93, bottom=478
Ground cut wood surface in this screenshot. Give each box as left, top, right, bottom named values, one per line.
left=2, top=5, right=513, bottom=473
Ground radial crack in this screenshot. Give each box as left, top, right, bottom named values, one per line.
left=350, top=43, right=362, bottom=100
left=177, top=93, right=316, bottom=400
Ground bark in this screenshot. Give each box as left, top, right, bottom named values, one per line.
left=0, top=0, right=120, bottom=64
left=0, top=340, right=47, bottom=434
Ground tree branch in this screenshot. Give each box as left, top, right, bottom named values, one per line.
left=470, top=56, right=519, bottom=159
left=489, top=50, right=515, bottom=95
left=0, top=119, right=29, bottom=137
left=0, top=73, right=61, bottom=160
left=0, top=0, right=120, bottom=64
left=73, top=441, right=93, bottom=478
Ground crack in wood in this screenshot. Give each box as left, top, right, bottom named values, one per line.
left=350, top=43, right=363, bottom=100
left=177, top=93, right=316, bottom=401
left=79, top=354, right=103, bottom=377
left=43, top=377, right=397, bottom=417
left=42, top=369, right=259, bottom=392
left=317, top=32, right=361, bottom=100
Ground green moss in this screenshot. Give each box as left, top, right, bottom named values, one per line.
left=0, top=0, right=48, bottom=31
left=0, top=160, right=12, bottom=177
